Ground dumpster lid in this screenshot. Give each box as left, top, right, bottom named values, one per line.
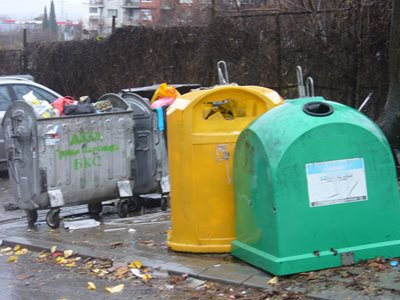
left=120, top=84, right=201, bottom=99
left=2, top=101, right=41, bottom=210
left=303, top=101, right=333, bottom=117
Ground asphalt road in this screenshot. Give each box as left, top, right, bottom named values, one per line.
left=0, top=245, right=269, bottom=300
left=0, top=172, right=270, bottom=300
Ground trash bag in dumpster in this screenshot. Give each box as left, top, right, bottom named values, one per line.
left=63, top=103, right=96, bottom=115
left=2, top=97, right=135, bottom=228
left=23, top=91, right=57, bottom=118
left=232, top=97, right=400, bottom=275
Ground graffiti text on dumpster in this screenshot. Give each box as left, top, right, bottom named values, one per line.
left=56, top=131, right=119, bottom=170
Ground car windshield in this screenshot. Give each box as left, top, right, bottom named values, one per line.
left=12, top=84, right=58, bottom=103
left=0, top=85, right=10, bottom=111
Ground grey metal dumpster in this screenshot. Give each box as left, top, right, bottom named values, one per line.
left=117, top=92, right=170, bottom=210
left=2, top=99, right=135, bottom=228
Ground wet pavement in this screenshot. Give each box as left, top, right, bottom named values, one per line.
left=0, top=242, right=268, bottom=300
left=0, top=211, right=274, bottom=288
left=2, top=174, right=400, bottom=299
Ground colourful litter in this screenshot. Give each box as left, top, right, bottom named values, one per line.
left=390, top=261, right=398, bottom=267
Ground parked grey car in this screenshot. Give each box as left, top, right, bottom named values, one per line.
left=0, top=76, right=62, bottom=169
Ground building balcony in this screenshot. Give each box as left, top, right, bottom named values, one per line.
left=89, top=0, right=104, bottom=7
left=122, top=0, right=140, bottom=7
left=122, top=16, right=139, bottom=25
left=160, top=3, right=172, bottom=9
left=89, top=15, right=105, bottom=25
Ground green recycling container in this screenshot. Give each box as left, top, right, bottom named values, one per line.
left=232, top=97, right=400, bottom=276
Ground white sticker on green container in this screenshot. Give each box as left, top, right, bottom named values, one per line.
left=306, top=158, right=368, bottom=207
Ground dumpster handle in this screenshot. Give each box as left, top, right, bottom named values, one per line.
left=305, top=77, right=315, bottom=97
left=296, top=66, right=305, bottom=98
left=217, top=61, right=229, bottom=85
left=358, top=92, right=374, bottom=112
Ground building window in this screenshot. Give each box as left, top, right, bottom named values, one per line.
left=89, top=7, right=98, bottom=14
left=141, top=9, right=152, bottom=21
left=128, top=9, right=140, bottom=20
left=108, top=9, right=118, bottom=18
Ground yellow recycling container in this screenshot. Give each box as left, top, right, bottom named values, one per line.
left=167, top=85, right=284, bottom=253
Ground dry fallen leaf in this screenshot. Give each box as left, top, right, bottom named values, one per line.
left=110, top=242, right=123, bottom=249
left=7, top=256, right=18, bottom=263
left=15, top=248, right=28, bottom=256
left=0, top=247, right=12, bottom=253
left=56, top=257, right=67, bottom=264
left=268, top=276, right=279, bottom=285
left=114, top=266, right=130, bottom=278
left=64, top=250, right=73, bottom=258
left=51, top=246, right=57, bottom=253
left=142, top=273, right=152, bottom=282
left=87, top=282, right=96, bottom=290
left=128, top=261, right=142, bottom=269
left=65, top=262, right=76, bottom=268
left=14, top=245, right=21, bottom=251
left=105, top=284, right=124, bottom=293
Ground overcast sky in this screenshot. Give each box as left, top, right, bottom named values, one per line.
left=1, top=0, right=83, bottom=21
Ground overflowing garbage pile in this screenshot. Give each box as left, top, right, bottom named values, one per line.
left=23, top=82, right=182, bottom=119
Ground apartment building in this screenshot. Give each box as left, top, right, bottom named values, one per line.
left=82, top=0, right=164, bottom=35
left=81, top=0, right=274, bottom=35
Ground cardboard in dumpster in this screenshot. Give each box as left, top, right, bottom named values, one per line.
left=64, top=219, right=100, bottom=230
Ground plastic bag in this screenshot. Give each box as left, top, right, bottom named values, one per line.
left=150, top=83, right=180, bottom=104
left=24, top=92, right=57, bottom=118
left=52, top=96, right=77, bottom=115
left=64, top=103, right=96, bottom=115
left=150, top=97, right=175, bottom=109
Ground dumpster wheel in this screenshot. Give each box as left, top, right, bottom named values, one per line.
left=161, top=195, right=169, bottom=212
left=88, top=202, right=103, bottom=216
left=128, top=196, right=142, bottom=213
left=26, top=210, right=38, bottom=226
left=118, top=200, right=129, bottom=218
left=46, top=208, right=61, bottom=229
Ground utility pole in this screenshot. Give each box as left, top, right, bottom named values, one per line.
left=211, top=0, right=216, bottom=19
left=22, top=28, right=27, bottom=73
left=112, top=15, right=116, bottom=33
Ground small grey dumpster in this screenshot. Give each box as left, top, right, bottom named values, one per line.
left=2, top=99, right=135, bottom=228
left=117, top=92, right=170, bottom=210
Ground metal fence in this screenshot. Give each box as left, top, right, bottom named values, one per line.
left=0, top=2, right=390, bottom=119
